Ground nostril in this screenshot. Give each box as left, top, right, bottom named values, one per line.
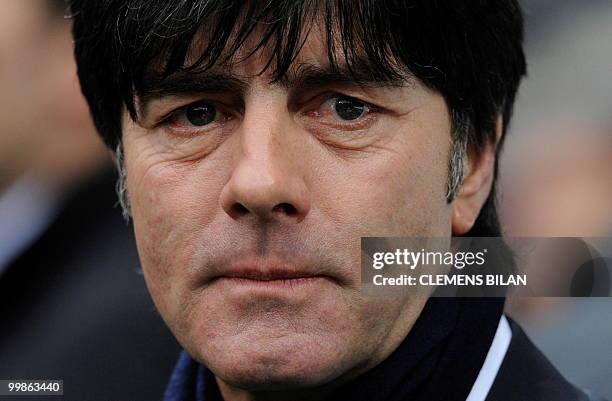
left=272, top=202, right=298, bottom=216
left=231, top=203, right=249, bottom=216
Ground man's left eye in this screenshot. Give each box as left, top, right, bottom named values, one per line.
left=327, top=96, right=370, bottom=121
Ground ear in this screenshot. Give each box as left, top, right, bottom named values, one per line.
left=451, top=115, right=502, bottom=235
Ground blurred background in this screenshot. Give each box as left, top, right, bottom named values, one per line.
left=0, top=0, right=609, bottom=400
left=500, top=0, right=612, bottom=399
left=0, top=1, right=179, bottom=401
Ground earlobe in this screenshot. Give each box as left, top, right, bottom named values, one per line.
left=451, top=116, right=502, bottom=235
left=452, top=206, right=473, bottom=236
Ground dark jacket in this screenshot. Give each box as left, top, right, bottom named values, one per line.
left=487, top=319, right=599, bottom=401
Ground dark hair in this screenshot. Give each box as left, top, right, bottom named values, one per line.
left=70, top=0, right=526, bottom=237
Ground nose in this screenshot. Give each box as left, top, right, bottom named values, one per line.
left=220, top=103, right=311, bottom=223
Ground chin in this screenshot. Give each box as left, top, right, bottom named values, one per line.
left=192, top=329, right=357, bottom=390
left=167, top=280, right=395, bottom=390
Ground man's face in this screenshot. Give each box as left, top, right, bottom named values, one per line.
left=122, top=29, right=454, bottom=389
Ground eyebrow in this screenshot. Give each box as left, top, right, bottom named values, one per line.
left=136, top=72, right=249, bottom=120
left=135, top=62, right=412, bottom=120
left=282, top=63, right=412, bottom=91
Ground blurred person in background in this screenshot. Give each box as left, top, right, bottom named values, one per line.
left=0, top=1, right=179, bottom=399
left=501, top=1, right=612, bottom=398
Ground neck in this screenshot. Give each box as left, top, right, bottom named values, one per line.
left=216, top=378, right=336, bottom=401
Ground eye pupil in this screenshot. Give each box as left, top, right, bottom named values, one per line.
left=334, top=97, right=366, bottom=120
left=186, top=103, right=216, bottom=126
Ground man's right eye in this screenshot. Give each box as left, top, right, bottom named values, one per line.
left=173, top=102, right=218, bottom=127
left=153, top=99, right=239, bottom=138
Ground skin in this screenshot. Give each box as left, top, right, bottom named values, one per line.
left=121, top=27, right=497, bottom=401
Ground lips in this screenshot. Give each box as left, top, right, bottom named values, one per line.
left=209, top=268, right=335, bottom=292
left=215, top=267, right=325, bottom=281
left=195, top=248, right=348, bottom=292
left=202, top=252, right=341, bottom=288
left=207, top=266, right=333, bottom=295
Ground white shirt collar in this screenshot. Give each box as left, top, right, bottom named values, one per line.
left=465, top=315, right=513, bottom=401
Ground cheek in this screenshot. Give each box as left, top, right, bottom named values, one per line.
left=313, top=112, right=452, bottom=239
left=125, top=141, right=229, bottom=325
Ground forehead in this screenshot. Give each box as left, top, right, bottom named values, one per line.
left=190, top=23, right=333, bottom=79
left=124, top=2, right=421, bottom=121
left=132, top=22, right=421, bottom=123
left=138, top=5, right=411, bottom=91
